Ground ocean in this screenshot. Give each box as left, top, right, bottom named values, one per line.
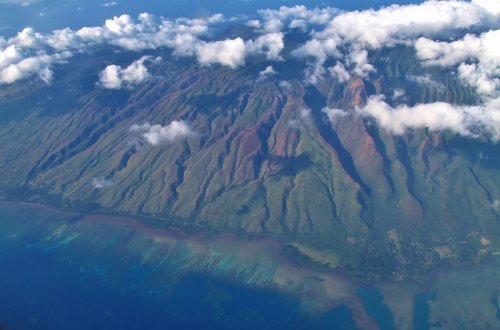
left=0, top=203, right=498, bottom=329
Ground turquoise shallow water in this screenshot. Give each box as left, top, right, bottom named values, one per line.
left=0, top=246, right=356, bottom=329
left=0, top=203, right=499, bottom=330
left=0, top=203, right=359, bottom=330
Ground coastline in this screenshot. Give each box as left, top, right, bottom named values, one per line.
left=0, top=201, right=499, bottom=329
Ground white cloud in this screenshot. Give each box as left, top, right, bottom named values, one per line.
left=0, top=10, right=286, bottom=85
left=292, top=38, right=340, bottom=62
left=12, top=27, right=43, bottom=49
left=99, top=65, right=121, bottom=89
left=319, top=0, right=499, bottom=49
left=100, top=2, right=118, bottom=7
left=262, top=18, right=283, bottom=33
left=329, top=62, right=350, bottom=83
left=291, top=38, right=340, bottom=84
left=194, top=33, right=285, bottom=68
left=196, top=38, right=246, bottom=68
left=0, top=51, right=71, bottom=84
left=410, top=28, right=500, bottom=143
left=291, top=39, right=374, bottom=83
left=415, top=30, right=500, bottom=96
left=0, top=45, right=22, bottom=69
left=473, top=0, right=500, bottom=16
left=286, top=0, right=499, bottom=85
left=0, top=13, right=226, bottom=84
left=130, top=121, right=193, bottom=146
left=38, top=66, right=52, bottom=83
left=92, top=177, right=112, bottom=189
left=0, top=0, right=40, bottom=6
left=0, top=27, right=73, bottom=85
left=289, top=108, right=312, bottom=129
left=279, top=80, right=292, bottom=91
left=392, top=89, right=406, bottom=100
left=493, top=200, right=500, bottom=211
left=323, top=107, right=349, bottom=124
left=259, top=65, right=277, bottom=79
left=458, top=62, right=498, bottom=96
left=248, top=32, right=284, bottom=60
left=246, top=20, right=261, bottom=29
left=0, top=0, right=497, bottom=113
left=99, top=56, right=151, bottom=89
left=347, top=48, right=375, bottom=77
left=257, top=5, right=340, bottom=33
left=289, top=19, right=307, bottom=31
left=121, top=56, right=150, bottom=82
left=357, top=95, right=500, bottom=141
left=415, top=30, right=500, bottom=68
left=406, top=74, right=445, bottom=92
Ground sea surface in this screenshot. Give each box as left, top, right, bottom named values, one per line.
left=0, top=203, right=499, bottom=329
left=0, top=203, right=360, bottom=330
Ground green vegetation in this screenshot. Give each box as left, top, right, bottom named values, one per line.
left=0, top=40, right=498, bottom=282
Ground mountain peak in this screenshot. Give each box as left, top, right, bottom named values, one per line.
left=343, top=77, right=367, bottom=109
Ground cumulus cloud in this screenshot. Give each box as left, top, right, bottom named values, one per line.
left=323, top=107, right=349, bottom=124
left=291, top=39, right=373, bottom=83
left=329, top=62, right=350, bottom=83
left=0, top=52, right=71, bottom=84
left=458, top=62, right=498, bottom=96
left=99, top=65, right=121, bottom=89
left=257, top=0, right=495, bottom=43
left=257, top=5, right=339, bottom=33
left=246, top=20, right=261, bottom=29
left=0, top=13, right=230, bottom=84
left=247, top=32, right=284, bottom=60
left=130, top=121, right=193, bottom=146
left=0, top=27, right=75, bottom=85
left=0, top=12, right=288, bottom=84
left=0, top=1, right=498, bottom=147
left=291, top=38, right=339, bottom=84
left=357, top=95, right=500, bottom=141
left=415, top=30, right=500, bottom=96
left=409, top=26, right=500, bottom=143
left=251, top=5, right=341, bottom=82
left=260, top=65, right=277, bottom=75
left=195, top=32, right=285, bottom=69
left=259, top=65, right=277, bottom=79
left=319, top=0, right=499, bottom=49
left=196, top=38, right=246, bottom=68
left=347, top=48, right=375, bottom=77
left=493, top=200, right=500, bottom=211
left=287, top=0, right=499, bottom=84
left=99, top=56, right=151, bottom=89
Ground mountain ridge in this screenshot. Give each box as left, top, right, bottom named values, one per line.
left=0, top=39, right=499, bottom=281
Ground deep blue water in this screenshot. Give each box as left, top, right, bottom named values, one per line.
left=1, top=203, right=499, bottom=329
left=413, top=291, right=442, bottom=330
left=0, top=0, right=425, bottom=36
left=0, top=225, right=357, bottom=330
left=358, top=287, right=396, bottom=330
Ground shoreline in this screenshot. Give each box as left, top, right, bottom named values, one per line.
left=1, top=200, right=499, bottom=329
left=1, top=199, right=498, bottom=290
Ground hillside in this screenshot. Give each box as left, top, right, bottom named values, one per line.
left=0, top=26, right=499, bottom=281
